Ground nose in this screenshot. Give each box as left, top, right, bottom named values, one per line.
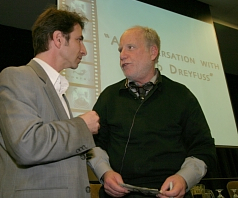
left=120, top=48, right=126, bottom=61
left=81, top=42, right=87, bottom=56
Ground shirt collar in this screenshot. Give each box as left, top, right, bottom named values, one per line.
left=126, top=68, right=159, bottom=87
left=33, top=58, right=69, bottom=95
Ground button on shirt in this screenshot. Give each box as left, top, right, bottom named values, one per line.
left=33, top=58, right=70, bottom=118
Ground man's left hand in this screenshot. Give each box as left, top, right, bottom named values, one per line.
left=157, top=174, right=187, bottom=198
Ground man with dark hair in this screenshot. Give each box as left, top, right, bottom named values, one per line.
left=0, top=6, right=99, bottom=198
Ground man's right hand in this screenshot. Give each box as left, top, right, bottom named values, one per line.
left=79, top=111, right=100, bottom=134
left=103, top=170, right=129, bottom=197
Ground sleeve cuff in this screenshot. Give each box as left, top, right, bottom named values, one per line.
left=176, top=157, right=207, bottom=191
left=87, top=147, right=113, bottom=184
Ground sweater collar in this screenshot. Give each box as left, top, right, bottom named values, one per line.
left=120, top=68, right=162, bottom=90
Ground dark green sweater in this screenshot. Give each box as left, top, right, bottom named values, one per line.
left=93, top=73, right=216, bottom=188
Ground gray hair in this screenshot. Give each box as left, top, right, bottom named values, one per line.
left=127, top=26, right=160, bottom=63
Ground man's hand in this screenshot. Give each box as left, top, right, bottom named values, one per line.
left=103, top=170, right=129, bottom=197
left=158, top=174, right=187, bottom=198
left=79, top=111, right=100, bottom=134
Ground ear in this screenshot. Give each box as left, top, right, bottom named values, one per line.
left=150, top=45, right=159, bottom=61
left=52, top=30, right=63, bottom=48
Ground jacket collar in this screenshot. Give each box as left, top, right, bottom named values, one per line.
left=26, top=59, right=72, bottom=119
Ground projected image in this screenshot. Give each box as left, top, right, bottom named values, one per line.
left=69, top=0, right=86, bottom=14
left=58, top=0, right=101, bottom=115
left=66, top=86, right=96, bottom=111
left=59, top=0, right=92, bottom=18
left=58, top=0, right=238, bottom=146
left=65, top=64, right=95, bottom=86
left=95, top=0, right=237, bottom=146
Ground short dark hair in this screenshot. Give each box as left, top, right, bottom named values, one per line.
left=32, top=6, right=88, bottom=55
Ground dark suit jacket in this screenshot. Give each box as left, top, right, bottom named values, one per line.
left=0, top=60, right=95, bottom=198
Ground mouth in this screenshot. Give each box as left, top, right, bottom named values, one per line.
left=121, top=63, right=130, bottom=68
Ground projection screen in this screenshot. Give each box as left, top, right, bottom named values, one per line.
left=58, top=0, right=238, bottom=147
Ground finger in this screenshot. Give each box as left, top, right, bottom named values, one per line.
left=105, top=187, right=126, bottom=197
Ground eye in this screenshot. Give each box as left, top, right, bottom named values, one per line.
left=77, top=36, right=84, bottom=42
left=128, top=45, right=134, bottom=50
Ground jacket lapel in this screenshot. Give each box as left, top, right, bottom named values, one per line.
left=27, top=59, right=70, bottom=120
left=63, top=94, right=73, bottom=118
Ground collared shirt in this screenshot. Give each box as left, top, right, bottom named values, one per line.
left=127, top=69, right=158, bottom=99
left=127, top=68, right=158, bottom=86
left=33, top=58, right=70, bottom=118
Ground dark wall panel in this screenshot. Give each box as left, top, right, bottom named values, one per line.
left=0, top=24, right=34, bottom=71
